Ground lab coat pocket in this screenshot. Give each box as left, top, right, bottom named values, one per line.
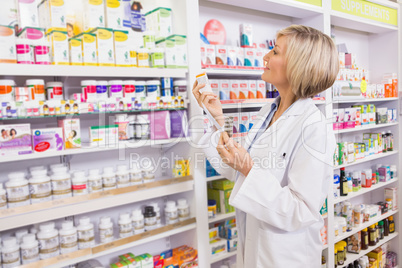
left=257, top=228, right=307, bottom=268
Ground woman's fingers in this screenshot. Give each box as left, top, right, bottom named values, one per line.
left=200, top=92, right=218, bottom=106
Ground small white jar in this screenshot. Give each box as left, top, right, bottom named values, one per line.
left=51, top=168, right=72, bottom=199
left=129, top=165, right=143, bottom=185
left=142, top=165, right=155, bottom=183
left=177, top=199, right=190, bottom=221
left=102, top=167, right=117, bottom=190
left=116, top=165, right=131, bottom=188
left=29, top=169, right=52, bottom=203
left=99, top=216, right=114, bottom=243
left=77, top=217, right=95, bottom=249
left=165, top=201, right=179, bottom=225
left=87, top=169, right=103, bottom=193
left=0, top=183, right=7, bottom=209
left=72, top=171, right=88, bottom=196
left=15, top=229, right=28, bottom=244
left=37, top=222, right=60, bottom=259
left=20, top=234, right=39, bottom=264
left=6, top=172, right=30, bottom=207
left=132, top=209, right=145, bottom=234
left=148, top=202, right=161, bottom=227
left=118, top=213, right=133, bottom=238
left=59, top=221, right=78, bottom=254
left=2, top=237, right=20, bottom=268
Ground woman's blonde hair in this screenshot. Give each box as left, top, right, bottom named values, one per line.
left=277, top=25, right=339, bottom=99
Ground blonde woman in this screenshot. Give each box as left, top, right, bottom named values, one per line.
left=193, top=25, right=338, bottom=267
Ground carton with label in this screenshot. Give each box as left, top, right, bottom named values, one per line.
left=77, top=32, right=98, bottom=66
left=58, top=118, right=81, bottom=149
left=114, top=29, right=130, bottom=67
left=38, top=0, right=67, bottom=29
left=0, top=26, right=17, bottom=63
left=90, top=27, right=115, bottom=66
left=69, top=38, right=82, bottom=65
left=83, top=0, right=105, bottom=31
left=32, top=127, right=64, bottom=153
left=46, top=28, right=69, bottom=65
left=105, top=0, right=124, bottom=29
left=0, top=124, right=32, bottom=156
left=145, top=7, right=172, bottom=41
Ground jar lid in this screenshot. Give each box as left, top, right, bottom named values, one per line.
left=88, top=169, right=100, bottom=175
left=52, top=166, right=69, bottom=174
left=46, top=82, right=63, bottom=87
left=173, top=80, right=187, bottom=86
left=123, top=80, right=136, bottom=85
left=146, top=80, right=161, bottom=85
left=3, top=237, right=17, bottom=247
left=177, top=199, right=187, bottom=207
left=135, top=81, right=146, bottom=86
left=22, top=233, right=36, bottom=244
left=103, top=167, right=114, bottom=174
left=362, top=228, right=368, bottom=232
left=166, top=201, right=176, bottom=209
left=0, top=80, right=15, bottom=86
left=26, top=79, right=45, bottom=85
left=119, top=213, right=131, bottom=222
left=81, top=80, right=97, bottom=86
left=31, top=169, right=47, bottom=177
left=39, top=221, right=55, bottom=231
left=100, top=216, right=111, bottom=225
left=79, top=216, right=90, bottom=226
left=208, top=200, right=216, bottom=206
left=8, top=172, right=26, bottom=180
left=62, top=221, right=74, bottom=230
left=132, top=209, right=142, bottom=218
left=73, top=171, right=86, bottom=178
left=109, top=80, right=123, bottom=85
left=144, top=206, right=155, bottom=217
left=97, top=80, right=108, bottom=85
left=117, top=165, right=128, bottom=172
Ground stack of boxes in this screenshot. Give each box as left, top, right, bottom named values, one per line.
left=207, top=179, right=235, bottom=215
left=209, top=219, right=238, bottom=257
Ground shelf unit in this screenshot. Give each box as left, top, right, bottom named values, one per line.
left=210, top=251, right=238, bottom=264
left=334, top=151, right=399, bottom=169
left=333, top=97, right=399, bottom=104
left=335, top=122, right=399, bottom=134
left=208, top=212, right=236, bottom=224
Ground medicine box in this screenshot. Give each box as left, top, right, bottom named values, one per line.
left=200, top=44, right=206, bottom=66
left=227, top=238, right=238, bottom=252
left=46, top=28, right=69, bottom=65
left=170, top=110, right=188, bottom=138
left=239, top=81, right=248, bottom=99
left=343, top=108, right=356, bottom=129
left=207, top=187, right=235, bottom=213
left=219, top=80, right=230, bottom=100
left=83, top=0, right=105, bottom=31
left=17, top=27, right=46, bottom=42
left=90, top=27, right=115, bottom=66
left=244, top=48, right=254, bottom=66
left=147, top=110, right=171, bottom=140
left=104, top=0, right=124, bottom=29
left=254, top=49, right=264, bottom=67
left=205, top=44, right=215, bottom=65
left=211, top=179, right=234, bottom=191
left=210, top=238, right=227, bottom=257
left=138, top=253, right=153, bottom=268
left=225, top=226, right=238, bottom=240
left=89, top=125, right=118, bottom=147
left=0, top=1, right=17, bottom=29
left=206, top=159, right=219, bottom=177
left=69, top=38, right=83, bottom=65
left=114, top=30, right=131, bottom=67
left=248, top=80, right=257, bottom=99
left=17, top=0, right=40, bottom=29
left=209, top=79, right=219, bottom=99
left=0, top=124, right=32, bottom=156
left=256, top=80, right=266, bottom=98
left=38, top=0, right=67, bottom=29
left=227, top=46, right=236, bottom=66
left=58, top=118, right=81, bottom=149
left=385, top=188, right=398, bottom=211
left=239, top=112, right=249, bottom=134
left=215, top=45, right=227, bottom=65
left=77, top=32, right=98, bottom=66
left=156, top=38, right=176, bottom=68
left=145, top=7, right=173, bottom=41
left=32, top=127, right=63, bottom=153
left=0, top=26, right=17, bottom=63
left=229, top=80, right=239, bottom=99
left=240, top=23, right=253, bottom=47
left=167, top=35, right=187, bottom=68
left=236, top=47, right=244, bottom=66
left=347, top=232, right=361, bottom=253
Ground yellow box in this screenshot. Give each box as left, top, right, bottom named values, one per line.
left=46, top=28, right=69, bottom=65
left=77, top=32, right=98, bottom=66
left=113, top=30, right=131, bottom=67
left=90, top=27, right=115, bottom=66
left=69, top=38, right=83, bottom=65
left=38, top=0, right=67, bottom=29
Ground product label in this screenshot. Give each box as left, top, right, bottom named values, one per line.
left=130, top=172, right=142, bottom=184
left=2, top=249, right=20, bottom=266
left=144, top=217, right=156, bottom=226
left=60, top=233, right=78, bottom=251
left=39, top=236, right=59, bottom=257
left=165, top=211, right=178, bottom=224
left=178, top=207, right=190, bottom=219
left=135, top=85, right=146, bottom=97
left=116, top=174, right=130, bottom=187
left=100, top=227, right=114, bottom=243
left=119, top=223, right=133, bottom=238
left=35, top=46, right=51, bottom=64
left=88, top=179, right=103, bottom=192
left=21, top=246, right=39, bottom=263
left=133, top=219, right=144, bottom=230
left=77, top=229, right=95, bottom=248
left=51, top=178, right=72, bottom=198
left=103, top=176, right=117, bottom=189
left=146, top=85, right=160, bottom=98
left=29, top=182, right=52, bottom=201
left=137, top=52, right=149, bottom=67
left=6, top=185, right=30, bottom=206
left=110, top=85, right=123, bottom=97
left=0, top=194, right=6, bottom=208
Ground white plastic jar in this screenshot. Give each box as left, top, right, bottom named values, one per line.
left=15, top=229, right=28, bottom=245
left=37, top=222, right=60, bottom=259
left=118, top=213, right=133, bottom=238
left=29, top=169, right=52, bottom=203
left=102, top=167, right=117, bottom=190
left=16, top=38, right=34, bottom=64
left=0, top=80, right=15, bottom=102
left=96, top=80, right=108, bottom=100
left=165, top=201, right=179, bottom=225
left=99, top=216, right=114, bottom=243
left=149, top=202, right=161, bottom=227
left=2, top=237, right=20, bottom=268
left=49, top=164, right=65, bottom=173
left=132, top=209, right=145, bottom=234
left=0, top=183, right=7, bottom=209
left=6, top=172, right=30, bottom=208
left=109, top=80, right=124, bottom=98
left=87, top=169, right=103, bottom=193
left=51, top=167, right=72, bottom=199
left=77, top=217, right=95, bottom=249
left=81, top=80, right=97, bottom=102
left=20, top=233, right=39, bottom=264
left=142, top=165, right=155, bottom=183
left=26, top=79, right=45, bottom=101
left=116, top=165, right=131, bottom=188
left=59, top=221, right=78, bottom=254
left=123, top=80, right=136, bottom=99
left=135, top=81, right=146, bottom=98
left=146, top=80, right=161, bottom=100
left=71, top=171, right=88, bottom=196
left=177, top=199, right=190, bottom=221
left=173, top=80, right=188, bottom=98
left=33, top=40, right=51, bottom=65
left=46, top=81, right=63, bottom=100
left=129, top=164, right=143, bottom=185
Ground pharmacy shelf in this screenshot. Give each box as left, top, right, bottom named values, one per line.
left=220, top=99, right=325, bottom=109
left=0, top=176, right=194, bottom=231
left=0, top=138, right=189, bottom=164
left=334, top=151, right=399, bottom=170
left=334, top=178, right=398, bottom=204
left=209, top=212, right=236, bottom=224
left=207, top=0, right=323, bottom=18
left=24, top=219, right=197, bottom=268
left=333, top=97, right=399, bottom=104
left=335, top=122, right=399, bottom=134
left=331, top=11, right=398, bottom=34
left=0, top=64, right=188, bottom=78
left=206, top=175, right=226, bottom=182
left=341, top=232, right=399, bottom=268
left=334, top=210, right=398, bottom=243
left=205, top=68, right=264, bottom=77
left=210, top=250, right=237, bottom=264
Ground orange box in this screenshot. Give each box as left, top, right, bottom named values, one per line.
left=383, top=79, right=392, bottom=98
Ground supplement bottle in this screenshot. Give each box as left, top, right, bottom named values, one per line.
left=333, top=174, right=340, bottom=198
left=123, top=80, right=136, bottom=99
left=334, top=248, right=337, bottom=268
left=361, top=228, right=368, bottom=250
left=20, top=234, right=39, bottom=264
left=347, top=176, right=352, bottom=193
left=378, top=221, right=384, bottom=240
left=118, top=213, right=133, bottom=238
left=149, top=202, right=161, bottom=227
left=368, top=225, right=376, bottom=246
left=208, top=200, right=217, bottom=219
left=389, top=216, right=395, bottom=233
left=72, top=171, right=88, bottom=196
left=51, top=167, right=72, bottom=199
left=340, top=168, right=348, bottom=196
left=142, top=165, right=155, bottom=183
left=6, top=172, right=30, bottom=208
left=81, top=80, right=97, bottom=102
left=135, top=114, right=150, bottom=140
left=116, top=165, right=131, bottom=188
left=49, top=164, right=65, bottom=172
left=132, top=209, right=145, bottom=234
left=109, top=80, right=124, bottom=98
left=37, top=222, right=60, bottom=259
left=15, top=229, right=28, bottom=244
left=382, top=132, right=387, bottom=152
left=129, top=164, right=143, bottom=185
left=165, top=201, right=179, bottom=225
left=87, top=169, right=103, bottom=193
left=0, top=183, right=7, bottom=209
left=29, top=169, right=52, bottom=203
left=144, top=206, right=157, bottom=231
left=135, top=81, right=146, bottom=99
left=384, top=217, right=390, bottom=236
left=102, top=167, right=117, bottom=190
left=386, top=130, right=393, bottom=151
left=99, top=216, right=114, bottom=243
left=2, top=237, right=20, bottom=267
left=177, top=199, right=190, bottom=221
left=77, top=217, right=95, bottom=249
left=375, top=222, right=379, bottom=243
left=96, top=81, right=108, bottom=100
left=59, top=221, right=78, bottom=254
left=337, top=244, right=344, bottom=265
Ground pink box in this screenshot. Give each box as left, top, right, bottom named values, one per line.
left=147, top=111, right=171, bottom=140
left=343, top=108, right=356, bottom=129
left=333, top=109, right=344, bottom=130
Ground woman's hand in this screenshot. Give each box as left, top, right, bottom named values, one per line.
left=192, top=80, right=224, bottom=127
left=216, top=132, right=254, bottom=176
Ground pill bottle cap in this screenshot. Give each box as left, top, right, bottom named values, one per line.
left=22, top=234, right=36, bottom=244
left=117, top=165, right=128, bottom=172
left=62, top=221, right=74, bottom=230
left=79, top=217, right=90, bottom=226
left=177, top=199, right=188, bottom=208
left=166, top=201, right=176, bottom=209
left=3, top=237, right=17, bottom=247
left=88, top=169, right=100, bottom=175
left=144, top=206, right=156, bottom=217
left=103, top=167, right=114, bottom=174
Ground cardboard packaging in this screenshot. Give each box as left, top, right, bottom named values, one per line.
left=77, top=32, right=98, bottom=66
left=227, top=46, right=237, bottom=66
left=0, top=26, right=17, bottom=63
left=89, top=125, right=118, bottom=147
left=91, top=27, right=115, bottom=66
left=0, top=124, right=32, bottom=156
left=105, top=0, right=124, bottom=29
left=219, top=80, right=230, bottom=100
left=244, top=48, right=254, bottom=67
left=156, top=37, right=175, bottom=68
left=215, top=45, right=227, bottom=65
left=347, top=231, right=361, bottom=253
left=17, top=27, right=46, bottom=42
left=248, top=80, right=257, bottom=99
left=170, top=110, right=188, bottom=138
left=83, top=0, right=105, bottom=31
left=256, top=80, right=266, bottom=98
left=229, top=80, right=239, bottom=100
left=58, top=118, right=81, bottom=149
left=147, top=111, right=171, bottom=140
left=32, top=128, right=64, bottom=153
left=145, top=7, right=173, bottom=41
left=38, top=0, right=67, bottom=29
left=239, top=81, right=248, bottom=99
left=46, top=28, right=70, bottom=65
left=16, top=0, right=40, bottom=29
left=205, top=44, right=216, bottom=65
left=167, top=35, right=187, bottom=68
left=69, top=38, right=83, bottom=65
left=114, top=29, right=131, bottom=67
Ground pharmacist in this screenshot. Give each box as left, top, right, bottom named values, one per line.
left=194, top=25, right=337, bottom=267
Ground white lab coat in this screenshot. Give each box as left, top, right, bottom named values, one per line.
left=199, top=98, right=335, bottom=268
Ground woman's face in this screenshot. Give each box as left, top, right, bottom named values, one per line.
left=261, top=36, right=289, bottom=90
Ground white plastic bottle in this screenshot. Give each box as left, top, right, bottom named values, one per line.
left=2, top=237, right=20, bottom=267
left=177, top=199, right=190, bottom=221
left=29, top=169, right=52, bottom=203
left=165, top=201, right=179, bottom=225
left=99, top=216, right=114, bottom=243
left=6, top=172, right=30, bottom=207
left=72, top=171, right=88, bottom=196
left=29, top=165, right=46, bottom=173
left=37, top=222, right=60, bottom=259
left=102, top=167, right=117, bottom=190
left=77, top=217, right=95, bottom=249
left=142, top=165, right=155, bottom=183
left=20, top=233, right=39, bottom=264
left=30, top=226, right=38, bottom=236
left=0, top=183, right=7, bottom=209
left=132, top=209, right=145, bottom=234
left=118, top=213, right=133, bottom=238
left=116, top=165, right=131, bottom=188
left=49, top=163, right=65, bottom=172
left=15, top=229, right=28, bottom=244
left=59, top=221, right=78, bottom=254
left=87, top=169, right=103, bottom=193
left=51, top=167, right=72, bottom=199
left=149, top=202, right=161, bottom=227
left=129, top=164, right=143, bottom=185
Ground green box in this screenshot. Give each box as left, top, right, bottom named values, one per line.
left=119, top=253, right=135, bottom=262
left=208, top=188, right=235, bottom=214
left=338, top=142, right=348, bottom=165
left=139, top=253, right=153, bottom=268
left=110, top=260, right=129, bottom=268
left=211, top=179, right=234, bottom=190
